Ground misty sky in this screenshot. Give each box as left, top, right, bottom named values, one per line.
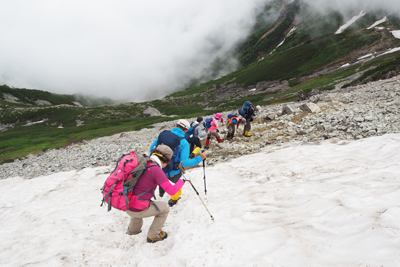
left=0, top=0, right=266, bottom=102
left=0, top=0, right=399, bottom=102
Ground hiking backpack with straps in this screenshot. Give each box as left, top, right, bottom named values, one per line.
left=184, top=122, right=199, bottom=141
left=101, top=151, right=157, bottom=212
left=202, top=118, right=213, bottom=130
left=155, top=130, right=183, bottom=175
left=228, top=114, right=240, bottom=125
left=238, top=101, right=252, bottom=117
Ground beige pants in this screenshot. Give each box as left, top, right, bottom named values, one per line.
left=126, top=201, right=169, bottom=239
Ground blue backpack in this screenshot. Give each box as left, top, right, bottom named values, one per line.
left=202, top=118, right=213, bottom=130
left=238, top=101, right=252, bottom=117
left=185, top=122, right=199, bottom=141
left=156, top=130, right=183, bottom=175
left=228, top=114, right=239, bottom=124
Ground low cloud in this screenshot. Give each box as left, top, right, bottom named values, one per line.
left=302, top=0, right=400, bottom=18
left=0, top=0, right=266, bottom=102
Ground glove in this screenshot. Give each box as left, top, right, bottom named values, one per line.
left=182, top=174, right=191, bottom=182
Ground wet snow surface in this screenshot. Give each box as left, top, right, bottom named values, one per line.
left=1, top=134, right=400, bottom=266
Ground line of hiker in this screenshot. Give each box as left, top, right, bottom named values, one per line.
left=101, top=102, right=260, bottom=244
left=198, top=101, right=260, bottom=142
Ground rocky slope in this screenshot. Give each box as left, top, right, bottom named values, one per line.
left=1, top=76, right=400, bottom=180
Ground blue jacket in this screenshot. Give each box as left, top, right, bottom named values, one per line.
left=150, top=127, right=202, bottom=177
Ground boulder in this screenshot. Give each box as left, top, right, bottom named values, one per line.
left=299, top=103, right=321, bottom=113
left=282, top=104, right=296, bottom=115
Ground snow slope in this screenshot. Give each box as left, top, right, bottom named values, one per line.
left=1, top=134, right=400, bottom=266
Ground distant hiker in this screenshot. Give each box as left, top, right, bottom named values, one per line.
left=150, top=119, right=206, bottom=207
left=226, top=113, right=246, bottom=140
left=125, top=145, right=189, bottom=243
left=185, top=116, right=209, bottom=158
left=238, top=101, right=259, bottom=137
left=204, top=113, right=224, bottom=149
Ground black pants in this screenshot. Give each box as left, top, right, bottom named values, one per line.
left=189, top=137, right=202, bottom=153
left=158, top=172, right=182, bottom=196
left=243, top=117, right=252, bottom=134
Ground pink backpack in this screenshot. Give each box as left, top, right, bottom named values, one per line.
left=101, top=151, right=157, bottom=212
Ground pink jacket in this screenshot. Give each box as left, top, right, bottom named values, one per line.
left=129, top=162, right=184, bottom=211
left=208, top=118, right=220, bottom=132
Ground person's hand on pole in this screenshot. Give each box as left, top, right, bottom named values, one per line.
left=199, top=151, right=206, bottom=160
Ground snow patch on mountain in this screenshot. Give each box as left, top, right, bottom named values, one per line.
left=367, top=16, right=388, bottom=29
left=391, top=30, right=400, bottom=39
left=335, top=10, right=366, bottom=34
left=270, top=26, right=297, bottom=55
left=381, top=46, right=400, bottom=56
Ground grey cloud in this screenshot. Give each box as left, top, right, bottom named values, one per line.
left=302, top=0, right=400, bottom=17
left=0, top=0, right=266, bottom=102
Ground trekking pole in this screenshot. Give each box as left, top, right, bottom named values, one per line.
left=202, top=150, right=207, bottom=195
left=188, top=180, right=214, bottom=221
left=203, top=159, right=207, bottom=195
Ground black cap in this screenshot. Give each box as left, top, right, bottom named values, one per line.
left=197, top=116, right=203, bottom=122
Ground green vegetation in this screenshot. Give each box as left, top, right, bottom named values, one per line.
left=0, top=116, right=176, bottom=163
left=0, top=85, right=76, bottom=105
left=238, top=0, right=299, bottom=65
left=343, top=53, right=400, bottom=87
left=233, top=32, right=381, bottom=86
left=0, top=85, right=115, bottom=106
left=290, top=65, right=359, bottom=94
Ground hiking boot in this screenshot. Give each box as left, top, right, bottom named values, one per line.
left=168, top=198, right=180, bottom=207
left=204, top=145, right=209, bottom=149
left=147, top=231, right=168, bottom=243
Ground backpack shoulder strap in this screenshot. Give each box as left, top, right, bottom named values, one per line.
left=147, top=159, right=160, bottom=168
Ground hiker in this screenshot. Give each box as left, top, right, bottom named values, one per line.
left=125, top=145, right=190, bottom=243
left=150, top=119, right=206, bottom=207
left=226, top=113, right=246, bottom=140
left=204, top=113, right=224, bottom=149
left=238, top=101, right=259, bottom=137
left=186, top=116, right=209, bottom=158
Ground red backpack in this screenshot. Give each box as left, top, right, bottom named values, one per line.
left=101, top=152, right=157, bottom=212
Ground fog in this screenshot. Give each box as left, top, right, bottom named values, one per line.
left=0, top=0, right=399, bottom=103
left=0, top=0, right=265, bottom=102
left=303, top=0, right=400, bottom=18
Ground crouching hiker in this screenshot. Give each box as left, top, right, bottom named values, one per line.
left=150, top=119, right=206, bottom=207
left=186, top=116, right=209, bottom=158
left=226, top=114, right=246, bottom=140
left=204, top=113, right=224, bottom=149
left=125, top=145, right=189, bottom=243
